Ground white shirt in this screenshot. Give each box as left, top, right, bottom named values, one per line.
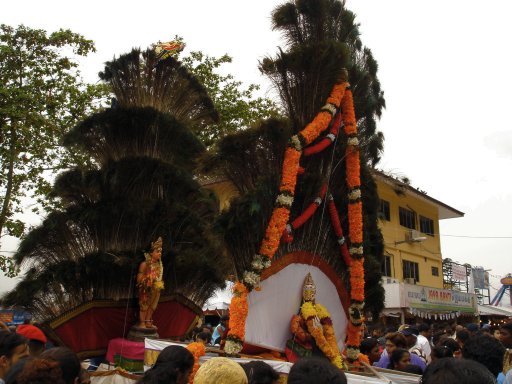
left=416, top=334, right=432, bottom=363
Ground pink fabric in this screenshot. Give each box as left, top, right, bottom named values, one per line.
left=106, top=338, right=145, bottom=363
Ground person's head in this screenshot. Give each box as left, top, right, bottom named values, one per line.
left=241, top=361, right=279, bottom=384
left=418, top=323, right=430, bottom=337
left=193, top=357, right=247, bottom=384
left=287, top=357, right=347, bottom=384
left=462, top=333, right=505, bottom=377
left=431, top=345, right=453, bottom=362
left=16, top=325, right=47, bottom=357
left=384, top=332, right=407, bottom=355
left=150, top=237, right=163, bottom=261
left=302, top=273, right=316, bottom=303
left=16, top=358, right=65, bottom=384
left=139, top=345, right=194, bottom=384
left=439, top=338, right=461, bottom=358
left=219, top=316, right=229, bottom=327
left=499, top=321, right=512, bottom=348
left=455, top=329, right=470, bottom=347
left=40, top=347, right=80, bottom=384
left=196, top=332, right=210, bottom=345
left=388, top=349, right=410, bottom=371
left=370, top=324, right=385, bottom=338
left=399, top=326, right=418, bottom=348
left=359, top=338, right=381, bottom=364
left=481, top=323, right=491, bottom=334
left=465, top=323, right=479, bottom=336
left=421, top=357, right=497, bottom=384
left=0, top=331, right=29, bottom=379
left=455, top=324, right=464, bottom=333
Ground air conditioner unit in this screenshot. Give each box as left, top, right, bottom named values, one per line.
left=404, top=278, right=416, bottom=285
left=406, top=229, right=427, bottom=243
left=385, top=277, right=399, bottom=284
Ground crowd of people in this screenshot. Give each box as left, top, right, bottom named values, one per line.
left=359, top=320, right=512, bottom=384
left=1, top=318, right=511, bottom=384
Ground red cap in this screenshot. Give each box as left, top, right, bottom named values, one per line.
left=16, top=324, right=47, bottom=344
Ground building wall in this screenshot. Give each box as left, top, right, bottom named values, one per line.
left=376, top=178, right=444, bottom=288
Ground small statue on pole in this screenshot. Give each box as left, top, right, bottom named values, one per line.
left=136, top=237, right=164, bottom=328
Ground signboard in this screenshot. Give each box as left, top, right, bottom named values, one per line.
left=0, top=311, right=14, bottom=324
left=451, top=263, right=467, bottom=281
left=404, top=284, right=477, bottom=313
left=472, top=268, right=485, bottom=289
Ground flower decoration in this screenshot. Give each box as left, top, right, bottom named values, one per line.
left=186, top=341, right=206, bottom=384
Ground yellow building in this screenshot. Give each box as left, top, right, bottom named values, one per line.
left=374, top=171, right=464, bottom=289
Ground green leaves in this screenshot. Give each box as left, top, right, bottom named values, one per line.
left=0, top=24, right=109, bottom=275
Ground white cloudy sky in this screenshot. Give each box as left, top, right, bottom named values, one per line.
left=2, top=0, right=511, bottom=299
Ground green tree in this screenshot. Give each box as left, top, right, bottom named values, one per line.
left=181, top=51, right=280, bottom=148
left=2, top=49, right=229, bottom=322
left=0, top=24, right=109, bottom=276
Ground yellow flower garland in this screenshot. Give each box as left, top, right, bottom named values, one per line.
left=300, top=302, right=345, bottom=369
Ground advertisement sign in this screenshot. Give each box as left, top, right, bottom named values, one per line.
left=404, top=284, right=477, bottom=313
left=451, top=263, right=467, bottom=281
left=0, top=311, right=14, bottom=324
left=472, top=268, right=485, bottom=289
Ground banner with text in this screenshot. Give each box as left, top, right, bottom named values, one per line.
left=404, top=284, right=477, bottom=313
left=451, top=263, right=467, bottom=281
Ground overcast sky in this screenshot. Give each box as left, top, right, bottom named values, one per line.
left=2, top=0, right=511, bottom=301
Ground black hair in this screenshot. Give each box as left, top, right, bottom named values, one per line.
left=27, top=340, right=45, bottom=356
left=288, top=357, right=347, bottom=384
left=431, top=345, right=453, bottom=360
left=418, top=323, right=430, bottom=333
left=387, top=348, right=409, bottom=370
left=4, top=357, right=32, bottom=384
left=359, top=338, right=378, bottom=355
left=462, top=334, right=505, bottom=377
left=196, top=332, right=211, bottom=343
left=439, top=338, right=460, bottom=354
left=0, top=331, right=27, bottom=358
left=242, top=361, right=279, bottom=384
left=421, top=358, right=496, bottom=384
left=137, top=345, right=194, bottom=384
left=455, top=329, right=470, bottom=344
left=402, top=364, right=423, bottom=375
left=40, top=347, right=81, bottom=384
left=500, top=321, right=512, bottom=333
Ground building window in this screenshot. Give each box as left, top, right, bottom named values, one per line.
left=420, top=215, right=434, bottom=236
left=382, top=255, right=392, bottom=277
left=399, top=207, right=416, bottom=229
left=432, top=266, right=439, bottom=276
left=379, top=199, right=390, bottom=221
left=403, top=260, right=420, bottom=282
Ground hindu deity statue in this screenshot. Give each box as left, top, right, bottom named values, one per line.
left=137, top=237, right=165, bottom=328
left=285, top=273, right=345, bottom=369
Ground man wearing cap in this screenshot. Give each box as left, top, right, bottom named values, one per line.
left=401, top=326, right=427, bottom=364
left=16, top=324, right=47, bottom=357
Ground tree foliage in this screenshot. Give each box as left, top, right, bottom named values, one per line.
left=0, top=24, right=109, bottom=274
left=181, top=51, right=280, bottom=148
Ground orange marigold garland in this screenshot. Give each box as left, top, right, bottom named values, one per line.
left=186, top=341, right=206, bottom=384
left=225, top=78, right=350, bottom=356
left=342, top=87, right=366, bottom=362
left=224, top=282, right=249, bottom=355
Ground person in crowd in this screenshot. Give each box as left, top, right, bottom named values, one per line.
left=416, top=323, right=432, bottom=362
left=0, top=331, right=29, bottom=383
left=193, top=356, right=247, bottom=384
left=400, top=326, right=427, bottom=364
left=430, top=345, right=453, bottom=362
left=439, top=338, right=461, bottom=358
left=455, top=329, right=470, bottom=349
left=462, top=333, right=505, bottom=383
left=360, top=338, right=381, bottom=365
left=40, top=347, right=81, bottom=384
left=16, top=358, right=65, bottom=384
left=287, top=357, right=346, bottom=384
left=421, top=357, right=497, bottom=384
left=78, top=368, right=91, bottom=384
left=374, top=332, right=426, bottom=372
left=453, top=324, right=464, bottom=340
left=481, top=323, right=492, bottom=335
left=195, top=332, right=210, bottom=345
left=500, top=322, right=512, bottom=349
left=465, top=323, right=479, bottom=336
left=387, top=348, right=410, bottom=371
left=211, top=316, right=229, bottom=346
left=402, top=364, right=423, bottom=375
left=241, top=361, right=279, bottom=384
left=15, top=325, right=47, bottom=357
left=138, top=345, right=193, bottom=384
